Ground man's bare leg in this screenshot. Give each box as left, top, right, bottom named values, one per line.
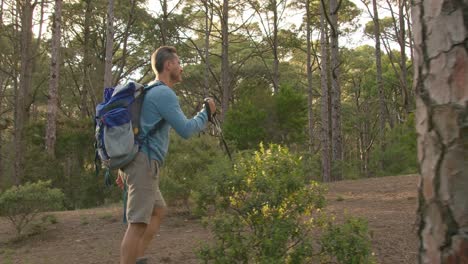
left=136, top=207, right=166, bottom=258
left=120, top=223, right=147, bottom=264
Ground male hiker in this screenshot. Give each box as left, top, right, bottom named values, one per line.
left=117, top=46, right=216, bottom=264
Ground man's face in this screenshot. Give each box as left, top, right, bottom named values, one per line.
left=168, top=55, right=183, bottom=84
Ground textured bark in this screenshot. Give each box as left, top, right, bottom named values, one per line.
left=329, top=0, right=342, bottom=181
left=0, top=0, right=3, bottom=25
left=115, top=0, right=136, bottom=84
left=14, top=0, right=36, bottom=185
left=81, top=0, right=92, bottom=118
left=221, top=0, right=230, bottom=120
left=320, top=3, right=331, bottom=183
left=272, top=0, right=279, bottom=94
left=203, top=0, right=213, bottom=98
left=46, top=0, right=62, bottom=157
left=413, top=0, right=468, bottom=262
left=398, top=0, right=409, bottom=113
left=306, top=0, right=314, bottom=153
left=160, top=0, right=168, bottom=45
left=103, top=0, right=114, bottom=89
left=372, top=0, right=387, bottom=173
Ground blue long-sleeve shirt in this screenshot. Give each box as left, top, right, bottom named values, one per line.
left=139, top=81, right=208, bottom=163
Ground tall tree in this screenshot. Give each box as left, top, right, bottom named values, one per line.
left=203, top=0, right=213, bottom=97
left=81, top=0, right=92, bottom=117
left=220, top=0, right=230, bottom=120
left=14, top=0, right=37, bottom=185
left=103, top=0, right=114, bottom=89
left=370, top=0, right=387, bottom=172
left=306, top=0, right=314, bottom=153
left=413, top=0, right=468, bottom=262
left=159, top=0, right=169, bottom=45
left=320, top=1, right=331, bottom=182
left=249, top=0, right=288, bottom=94
left=397, top=0, right=408, bottom=114
left=45, top=0, right=63, bottom=157
left=328, top=0, right=342, bottom=180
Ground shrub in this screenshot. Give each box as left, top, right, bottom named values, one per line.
left=198, top=143, right=327, bottom=263
left=320, top=217, right=376, bottom=264
left=0, top=180, right=64, bottom=236
left=159, top=133, right=227, bottom=211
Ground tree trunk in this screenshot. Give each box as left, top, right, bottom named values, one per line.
left=221, top=0, right=230, bottom=120
left=306, top=0, right=314, bottom=153
left=81, top=0, right=92, bottom=117
left=115, top=0, right=136, bottom=84
left=159, top=0, right=169, bottom=45
left=413, top=0, right=468, bottom=262
left=398, top=0, right=409, bottom=114
left=14, top=0, right=35, bottom=185
left=329, top=0, right=342, bottom=181
left=203, top=0, right=212, bottom=98
left=272, top=0, right=279, bottom=94
left=405, top=0, right=413, bottom=66
left=103, top=0, right=114, bottom=89
left=45, top=0, right=62, bottom=157
left=0, top=0, right=3, bottom=25
left=372, top=0, right=387, bottom=174
left=320, top=2, right=331, bottom=183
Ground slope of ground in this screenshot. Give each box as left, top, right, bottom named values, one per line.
left=0, top=174, right=419, bottom=264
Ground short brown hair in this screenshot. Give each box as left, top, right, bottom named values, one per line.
left=151, top=46, right=177, bottom=74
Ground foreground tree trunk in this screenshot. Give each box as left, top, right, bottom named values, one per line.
left=45, top=0, right=63, bottom=157
left=413, top=0, right=468, bottom=262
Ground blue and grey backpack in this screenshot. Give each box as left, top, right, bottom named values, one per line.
left=94, top=81, right=163, bottom=186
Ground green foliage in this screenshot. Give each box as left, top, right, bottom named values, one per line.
left=274, top=85, right=308, bottom=145
left=224, top=85, right=308, bottom=150
left=21, top=119, right=121, bottom=209
left=224, top=99, right=269, bottom=150
left=0, top=180, right=64, bottom=236
left=159, top=133, right=227, bottom=210
left=375, top=114, right=418, bottom=176
left=29, top=214, right=59, bottom=236
left=198, top=144, right=327, bottom=263
left=321, top=217, right=376, bottom=264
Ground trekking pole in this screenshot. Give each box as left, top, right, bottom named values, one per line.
left=210, top=114, right=232, bottom=162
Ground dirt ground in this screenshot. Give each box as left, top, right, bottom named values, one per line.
left=0, top=174, right=419, bottom=264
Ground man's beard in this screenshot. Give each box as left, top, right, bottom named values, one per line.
left=170, top=71, right=181, bottom=83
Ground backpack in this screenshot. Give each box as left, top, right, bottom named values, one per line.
left=94, top=81, right=163, bottom=185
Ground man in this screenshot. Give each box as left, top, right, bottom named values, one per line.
left=117, top=46, right=216, bottom=264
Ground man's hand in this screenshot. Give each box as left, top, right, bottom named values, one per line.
left=204, top=98, right=216, bottom=122
left=116, top=173, right=125, bottom=190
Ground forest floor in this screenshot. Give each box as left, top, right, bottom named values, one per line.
left=0, top=174, right=419, bottom=264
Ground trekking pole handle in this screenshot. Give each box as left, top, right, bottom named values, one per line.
left=203, top=98, right=216, bottom=122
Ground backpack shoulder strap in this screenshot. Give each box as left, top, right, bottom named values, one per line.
left=143, top=80, right=165, bottom=93
left=140, top=81, right=166, bottom=139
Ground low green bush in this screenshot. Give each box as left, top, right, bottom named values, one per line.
left=198, top=143, right=327, bottom=263
left=320, top=217, right=376, bottom=264
left=0, top=180, right=64, bottom=236
left=160, top=133, right=227, bottom=211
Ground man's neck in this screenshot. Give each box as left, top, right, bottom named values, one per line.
left=156, top=75, right=173, bottom=88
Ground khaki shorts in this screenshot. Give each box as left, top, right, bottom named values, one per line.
left=118, top=152, right=166, bottom=224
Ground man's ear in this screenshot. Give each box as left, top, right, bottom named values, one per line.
left=164, top=60, right=172, bottom=71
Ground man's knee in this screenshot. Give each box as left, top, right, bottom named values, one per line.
left=127, top=222, right=147, bottom=237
